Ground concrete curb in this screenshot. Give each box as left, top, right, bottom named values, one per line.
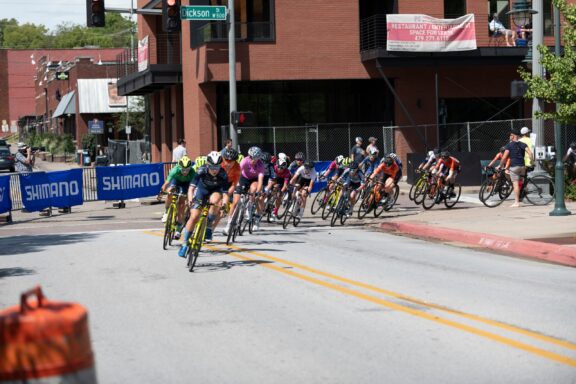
left=379, top=221, right=576, bottom=267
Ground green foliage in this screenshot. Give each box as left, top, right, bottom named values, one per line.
left=519, top=0, right=576, bottom=125
left=111, top=97, right=146, bottom=138
left=82, top=134, right=98, bottom=157
left=0, top=13, right=135, bottom=49
left=566, top=181, right=576, bottom=201
left=26, top=132, right=75, bottom=155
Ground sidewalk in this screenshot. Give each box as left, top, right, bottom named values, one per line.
left=381, top=182, right=576, bottom=267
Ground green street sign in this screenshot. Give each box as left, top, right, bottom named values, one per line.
left=180, top=5, right=227, bottom=21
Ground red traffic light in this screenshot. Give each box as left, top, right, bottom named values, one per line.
left=231, top=111, right=254, bottom=126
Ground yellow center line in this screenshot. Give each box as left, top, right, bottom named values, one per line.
left=216, top=243, right=576, bottom=353
left=206, top=244, right=576, bottom=368
left=144, top=230, right=576, bottom=367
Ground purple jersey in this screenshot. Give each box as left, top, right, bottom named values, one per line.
left=240, top=156, right=265, bottom=180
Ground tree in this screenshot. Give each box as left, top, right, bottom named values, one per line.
left=2, top=23, right=48, bottom=48
left=111, top=96, right=146, bottom=139
left=519, top=0, right=576, bottom=125
left=0, top=18, right=18, bottom=47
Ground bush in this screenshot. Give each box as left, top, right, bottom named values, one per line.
left=81, top=134, right=97, bottom=158
left=26, top=133, right=75, bottom=155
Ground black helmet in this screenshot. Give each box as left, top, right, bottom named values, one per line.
left=261, top=152, right=272, bottom=163
left=303, top=161, right=314, bottom=169
left=383, top=156, right=394, bottom=166
left=349, top=161, right=359, bottom=170
left=294, top=152, right=305, bottom=161
left=433, top=147, right=441, bottom=155
left=570, top=142, right=576, bottom=150
left=222, top=147, right=239, bottom=161
left=440, top=151, right=450, bottom=159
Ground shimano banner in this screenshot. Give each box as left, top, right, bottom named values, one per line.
left=0, top=176, right=12, bottom=214
left=19, top=169, right=84, bottom=212
left=96, top=163, right=164, bottom=200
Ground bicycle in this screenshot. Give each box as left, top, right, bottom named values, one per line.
left=410, top=170, right=431, bottom=205
left=160, top=187, right=187, bottom=250
left=282, top=188, right=305, bottom=229
left=358, top=181, right=399, bottom=218
left=185, top=200, right=214, bottom=272
left=330, top=185, right=353, bottom=226
left=277, top=187, right=293, bottom=219
left=479, top=167, right=513, bottom=207
left=226, top=192, right=254, bottom=245
left=321, top=181, right=344, bottom=220
left=310, top=178, right=334, bottom=215
left=519, top=169, right=555, bottom=205
left=422, top=175, right=461, bottom=210
left=263, top=187, right=280, bottom=223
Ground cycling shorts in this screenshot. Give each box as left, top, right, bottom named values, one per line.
left=234, top=176, right=258, bottom=195
left=394, top=169, right=402, bottom=184
left=272, top=177, right=289, bottom=188
left=192, top=184, right=222, bottom=209
left=295, top=176, right=312, bottom=188
left=169, top=180, right=190, bottom=194
left=347, top=181, right=362, bottom=191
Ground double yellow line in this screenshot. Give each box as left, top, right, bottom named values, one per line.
left=146, top=230, right=576, bottom=367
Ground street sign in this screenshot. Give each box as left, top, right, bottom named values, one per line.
left=180, top=5, right=227, bottom=21
left=89, top=119, right=104, bottom=134
left=125, top=126, right=132, bottom=135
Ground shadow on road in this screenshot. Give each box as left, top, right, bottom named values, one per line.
left=0, top=267, right=36, bottom=279
left=195, top=259, right=273, bottom=272
left=0, top=233, right=99, bottom=257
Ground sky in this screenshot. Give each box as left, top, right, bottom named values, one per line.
left=0, top=0, right=135, bottom=32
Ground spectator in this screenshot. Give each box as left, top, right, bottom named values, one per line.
left=221, top=139, right=233, bottom=153
left=15, top=143, right=34, bottom=173
left=350, top=136, right=366, bottom=164
left=172, top=138, right=187, bottom=163
left=498, top=129, right=533, bottom=207
left=366, top=137, right=379, bottom=156
left=563, top=141, right=576, bottom=180
left=519, top=127, right=535, bottom=167
left=489, top=13, right=516, bottom=47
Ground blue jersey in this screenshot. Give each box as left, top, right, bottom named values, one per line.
left=359, top=157, right=379, bottom=177
left=340, top=168, right=365, bottom=185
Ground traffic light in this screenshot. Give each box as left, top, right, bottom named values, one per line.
left=163, top=0, right=181, bottom=33
left=231, top=111, right=254, bottom=126
left=87, top=0, right=106, bottom=27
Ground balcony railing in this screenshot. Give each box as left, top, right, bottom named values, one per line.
left=360, top=14, right=387, bottom=52
left=191, top=21, right=274, bottom=47
left=116, top=33, right=181, bottom=79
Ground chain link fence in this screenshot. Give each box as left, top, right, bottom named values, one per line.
left=234, top=119, right=574, bottom=161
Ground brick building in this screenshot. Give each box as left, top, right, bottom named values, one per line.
left=117, top=0, right=560, bottom=163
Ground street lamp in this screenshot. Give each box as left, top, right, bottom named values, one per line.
left=507, top=0, right=536, bottom=29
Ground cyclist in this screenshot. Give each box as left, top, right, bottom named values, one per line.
left=388, top=152, right=403, bottom=183
left=271, top=157, right=292, bottom=220
left=223, top=146, right=265, bottom=235
left=160, top=156, right=196, bottom=239
left=289, top=160, right=317, bottom=218
left=211, top=147, right=241, bottom=233
left=288, top=152, right=306, bottom=175
left=257, top=152, right=276, bottom=230
left=418, top=148, right=440, bottom=172
left=178, top=151, right=229, bottom=257
left=320, top=155, right=346, bottom=192
left=435, top=151, right=461, bottom=197
left=562, top=141, right=576, bottom=180
left=368, top=155, right=400, bottom=203
left=338, top=161, right=365, bottom=215
left=193, top=155, right=207, bottom=171
left=359, top=147, right=379, bottom=179
left=486, top=147, right=510, bottom=171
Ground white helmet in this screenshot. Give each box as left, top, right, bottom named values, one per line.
left=277, top=158, right=288, bottom=169
left=278, top=152, right=287, bottom=161
left=335, top=155, right=344, bottom=165
left=427, top=150, right=435, bottom=158
left=368, top=147, right=379, bottom=156
left=206, top=151, right=223, bottom=168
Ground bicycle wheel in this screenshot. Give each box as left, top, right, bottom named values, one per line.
left=422, top=184, right=439, bottom=210
left=340, top=202, right=350, bottom=225
left=277, top=191, right=291, bottom=219
left=226, top=205, right=240, bottom=245
left=163, top=206, right=174, bottom=250
left=444, top=184, right=461, bottom=208
left=373, top=190, right=386, bottom=218
left=384, top=185, right=400, bottom=211
left=330, top=208, right=339, bottom=227
left=321, top=191, right=337, bottom=220
left=479, top=178, right=505, bottom=207
left=188, top=219, right=206, bottom=272
left=282, top=203, right=293, bottom=229
left=413, top=180, right=428, bottom=205
left=357, top=191, right=374, bottom=219
left=524, top=175, right=554, bottom=205
left=310, top=189, right=328, bottom=215
left=408, top=177, right=424, bottom=201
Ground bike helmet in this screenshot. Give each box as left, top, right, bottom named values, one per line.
left=294, top=152, right=305, bottom=161
left=178, top=155, right=192, bottom=169
left=499, top=146, right=506, bottom=154
left=335, top=155, right=344, bottom=165
left=303, top=161, right=314, bottom=169
left=368, top=147, right=379, bottom=157
left=382, top=156, right=394, bottom=166
left=349, top=161, right=359, bottom=171
left=222, top=147, right=239, bottom=161
left=277, top=158, right=288, bottom=169
left=389, top=152, right=399, bottom=160
left=427, top=150, right=435, bottom=158
left=440, top=151, right=450, bottom=159
left=570, top=142, right=576, bottom=150
left=261, top=152, right=272, bottom=163
left=248, top=146, right=262, bottom=159
left=278, top=152, right=287, bottom=161
left=433, top=147, right=441, bottom=155
left=206, top=151, right=223, bottom=168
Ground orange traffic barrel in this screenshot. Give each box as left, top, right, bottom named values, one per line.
left=0, top=286, right=97, bottom=383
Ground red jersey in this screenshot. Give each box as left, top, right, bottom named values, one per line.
left=373, top=161, right=399, bottom=179
left=436, top=156, right=460, bottom=171
left=222, top=160, right=241, bottom=186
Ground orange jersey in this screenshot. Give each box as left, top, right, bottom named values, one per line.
left=436, top=156, right=460, bottom=171
left=222, top=160, right=241, bottom=186
left=492, top=152, right=510, bottom=168
left=373, top=161, right=399, bottom=179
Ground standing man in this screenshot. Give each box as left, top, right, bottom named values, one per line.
left=15, top=143, right=34, bottom=173
left=519, top=127, right=534, bottom=168
left=172, top=138, right=187, bottom=163
left=498, top=129, right=534, bottom=208
left=350, top=137, right=366, bottom=164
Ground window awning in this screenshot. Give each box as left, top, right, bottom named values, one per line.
left=52, top=91, right=76, bottom=118
left=77, top=79, right=144, bottom=113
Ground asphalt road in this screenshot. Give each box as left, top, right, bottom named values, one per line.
left=1, top=208, right=575, bottom=383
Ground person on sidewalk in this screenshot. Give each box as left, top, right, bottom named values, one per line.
left=15, top=143, right=34, bottom=173
left=562, top=142, right=576, bottom=181
left=366, top=137, right=379, bottom=156
left=519, top=127, right=535, bottom=168
left=498, top=129, right=534, bottom=207
left=350, top=137, right=366, bottom=164
left=172, top=138, right=187, bottom=163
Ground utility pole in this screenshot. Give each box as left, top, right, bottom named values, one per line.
left=228, top=0, right=238, bottom=149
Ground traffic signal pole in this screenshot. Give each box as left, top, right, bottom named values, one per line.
left=228, top=0, right=238, bottom=149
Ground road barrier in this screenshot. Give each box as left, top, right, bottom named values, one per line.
left=0, top=286, right=97, bottom=383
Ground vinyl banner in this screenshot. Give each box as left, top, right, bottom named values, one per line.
left=387, top=14, right=477, bottom=52
left=96, top=163, right=164, bottom=200
left=0, top=176, right=12, bottom=214
left=19, top=169, right=84, bottom=212
left=311, top=161, right=331, bottom=193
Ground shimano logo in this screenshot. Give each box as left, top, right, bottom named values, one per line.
left=102, top=172, right=161, bottom=191
left=25, top=181, right=80, bottom=201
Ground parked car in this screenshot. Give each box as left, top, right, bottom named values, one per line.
left=0, top=139, right=9, bottom=150
left=0, top=147, right=15, bottom=172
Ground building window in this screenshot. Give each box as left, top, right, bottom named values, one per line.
left=445, top=0, right=466, bottom=18
left=190, top=0, right=275, bottom=47
left=487, top=0, right=511, bottom=29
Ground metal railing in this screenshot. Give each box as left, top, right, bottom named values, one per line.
left=116, top=34, right=181, bottom=79
left=360, top=14, right=387, bottom=51
left=192, top=21, right=274, bottom=46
